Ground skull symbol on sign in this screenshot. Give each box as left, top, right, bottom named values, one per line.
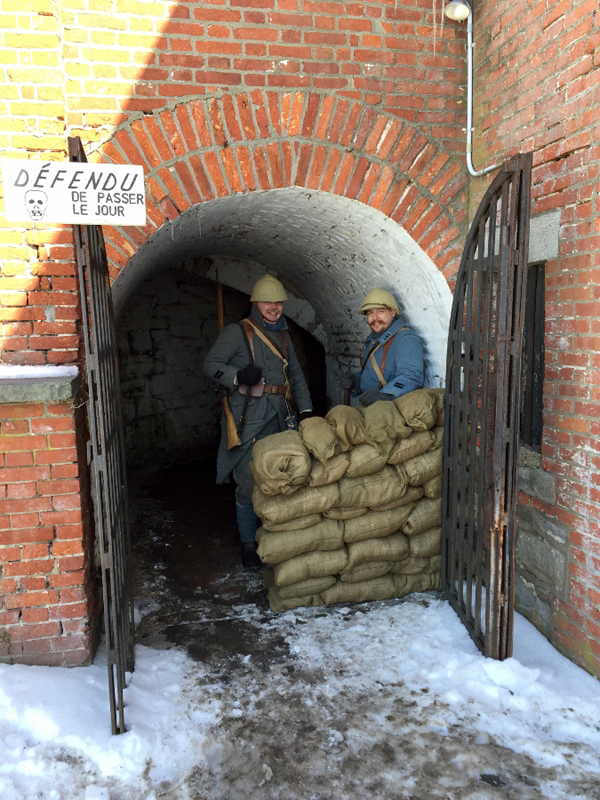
left=25, top=190, right=48, bottom=221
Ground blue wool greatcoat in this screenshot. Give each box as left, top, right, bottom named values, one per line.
left=355, top=315, right=424, bottom=399
left=203, top=306, right=312, bottom=498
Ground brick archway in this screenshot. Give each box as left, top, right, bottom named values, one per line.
left=93, top=90, right=467, bottom=283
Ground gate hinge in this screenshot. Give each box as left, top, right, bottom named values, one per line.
left=86, top=439, right=93, bottom=466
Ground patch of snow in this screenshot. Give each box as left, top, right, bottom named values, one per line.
left=0, top=365, right=79, bottom=380
left=0, top=599, right=599, bottom=797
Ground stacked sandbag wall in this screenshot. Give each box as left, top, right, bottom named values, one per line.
left=250, top=389, right=445, bottom=613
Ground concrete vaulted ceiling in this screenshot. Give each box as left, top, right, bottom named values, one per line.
left=113, top=188, right=452, bottom=391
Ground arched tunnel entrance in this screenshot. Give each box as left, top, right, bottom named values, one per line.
left=114, top=188, right=452, bottom=655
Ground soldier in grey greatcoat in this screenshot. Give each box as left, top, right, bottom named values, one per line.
left=203, top=275, right=313, bottom=567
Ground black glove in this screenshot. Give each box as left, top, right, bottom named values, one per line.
left=357, top=390, right=394, bottom=407
left=299, top=410, right=314, bottom=422
left=339, top=372, right=356, bottom=390
left=237, top=364, right=262, bottom=386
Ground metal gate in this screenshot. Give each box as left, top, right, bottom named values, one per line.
left=69, top=137, right=135, bottom=734
left=441, top=152, right=533, bottom=660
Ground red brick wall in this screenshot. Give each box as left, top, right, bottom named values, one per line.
left=0, top=399, right=97, bottom=666
left=475, top=0, right=600, bottom=673
left=1, top=232, right=80, bottom=367
left=95, top=90, right=468, bottom=284
left=1, top=1, right=472, bottom=362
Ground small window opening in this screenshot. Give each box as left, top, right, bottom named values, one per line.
left=520, top=262, right=545, bottom=449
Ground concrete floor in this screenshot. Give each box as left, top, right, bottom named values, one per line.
left=129, top=459, right=291, bottom=674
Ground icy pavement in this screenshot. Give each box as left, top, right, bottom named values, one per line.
left=1, top=593, right=600, bottom=799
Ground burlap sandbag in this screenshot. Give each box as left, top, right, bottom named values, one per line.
left=264, top=569, right=336, bottom=599
left=427, top=388, right=445, bottom=425
left=340, top=560, right=394, bottom=583
left=346, top=532, right=410, bottom=570
left=256, top=519, right=344, bottom=564
left=402, top=498, right=442, bottom=536
left=253, top=482, right=339, bottom=526
left=391, top=555, right=431, bottom=575
left=321, top=575, right=399, bottom=605
left=263, top=514, right=322, bottom=532
left=394, top=389, right=437, bottom=431
left=324, top=506, right=369, bottom=520
left=299, top=416, right=342, bottom=463
left=309, top=453, right=350, bottom=487
left=430, top=554, right=442, bottom=573
left=325, top=405, right=371, bottom=450
left=250, top=430, right=311, bottom=496
left=403, top=448, right=443, bottom=487
left=387, top=430, right=435, bottom=465
left=422, top=474, right=442, bottom=499
left=273, top=546, right=348, bottom=587
left=370, top=485, right=424, bottom=511
left=267, top=588, right=324, bottom=613
left=394, top=571, right=440, bottom=596
left=337, top=465, right=407, bottom=509
left=360, top=400, right=412, bottom=443
left=429, top=425, right=444, bottom=451
left=343, top=504, right=415, bottom=544
left=409, top=526, right=442, bottom=558
left=345, top=443, right=390, bottom=478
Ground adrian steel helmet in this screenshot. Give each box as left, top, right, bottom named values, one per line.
left=360, top=288, right=400, bottom=315
left=250, top=275, right=288, bottom=303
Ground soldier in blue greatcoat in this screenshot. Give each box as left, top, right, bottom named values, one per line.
left=341, top=288, right=425, bottom=406
left=203, top=275, right=313, bottom=567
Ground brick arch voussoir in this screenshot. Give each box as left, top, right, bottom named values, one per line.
left=95, top=90, right=467, bottom=282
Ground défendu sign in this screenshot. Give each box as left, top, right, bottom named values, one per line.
left=1, top=160, right=146, bottom=226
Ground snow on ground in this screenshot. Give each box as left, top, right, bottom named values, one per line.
left=1, top=596, right=600, bottom=799
left=0, top=365, right=79, bottom=379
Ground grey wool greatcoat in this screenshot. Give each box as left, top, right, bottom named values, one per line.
left=203, top=305, right=312, bottom=499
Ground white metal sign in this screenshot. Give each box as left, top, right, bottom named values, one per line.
left=1, top=160, right=146, bottom=226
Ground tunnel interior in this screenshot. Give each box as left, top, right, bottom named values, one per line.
left=117, top=267, right=327, bottom=468
left=116, top=189, right=453, bottom=648
left=115, top=188, right=452, bottom=469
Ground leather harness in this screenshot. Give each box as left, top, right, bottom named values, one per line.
left=239, top=318, right=292, bottom=398
left=360, top=327, right=406, bottom=390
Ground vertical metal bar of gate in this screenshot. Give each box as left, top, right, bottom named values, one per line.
left=441, top=152, right=532, bottom=660
left=68, top=137, right=135, bottom=734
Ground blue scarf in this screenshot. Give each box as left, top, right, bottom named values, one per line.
left=264, top=316, right=285, bottom=332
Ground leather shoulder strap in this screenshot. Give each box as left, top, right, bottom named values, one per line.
left=239, top=319, right=255, bottom=363
left=368, top=328, right=406, bottom=389
left=245, top=317, right=288, bottom=364
left=369, top=345, right=387, bottom=388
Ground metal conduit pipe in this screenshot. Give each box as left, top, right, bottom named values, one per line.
left=445, top=1, right=498, bottom=177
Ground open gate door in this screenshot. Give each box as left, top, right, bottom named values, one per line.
left=442, top=152, right=532, bottom=660
left=68, top=137, right=135, bottom=733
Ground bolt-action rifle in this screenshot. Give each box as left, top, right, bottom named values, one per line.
left=217, top=282, right=241, bottom=450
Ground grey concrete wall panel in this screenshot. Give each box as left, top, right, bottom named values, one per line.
left=528, top=210, right=560, bottom=264
left=515, top=573, right=553, bottom=639
left=0, top=372, right=80, bottom=404
left=518, top=465, right=556, bottom=505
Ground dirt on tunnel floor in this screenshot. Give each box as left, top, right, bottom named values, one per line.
left=127, top=460, right=600, bottom=800
left=130, top=458, right=285, bottom=673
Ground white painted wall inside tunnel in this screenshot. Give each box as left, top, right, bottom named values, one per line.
left=198, top=256, right=328, bottom=349
left=113, top=189, right=453, bottom=402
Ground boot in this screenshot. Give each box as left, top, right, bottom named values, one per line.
left=241, top=541, right=262, bottom=568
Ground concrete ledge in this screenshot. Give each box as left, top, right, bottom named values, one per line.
left=0, top=367, right=81, bottom=404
